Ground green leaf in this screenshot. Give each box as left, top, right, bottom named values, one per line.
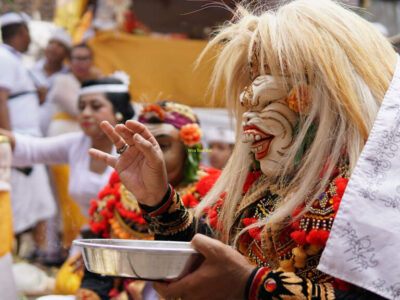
left=294, top=120, right=317, bottom=170
left=182, top=144, right=201, bottom=185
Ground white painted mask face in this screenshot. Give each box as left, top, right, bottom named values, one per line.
left=241, top=75, right=299, bottom=178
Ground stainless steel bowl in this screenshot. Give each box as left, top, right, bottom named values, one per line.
left=73, top=239, right=203, bottom=281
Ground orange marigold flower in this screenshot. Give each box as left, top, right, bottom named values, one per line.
left=286, top=85, right=310, bottom=114
left=180, top=123, right=202, bottom=147
left=141, top=104, right=165, bottom=121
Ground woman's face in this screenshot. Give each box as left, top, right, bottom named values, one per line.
left=78, top=93, right=117, bottom=138
left=208, top=141, right=233, bottom=170
left=145, top=123, right=186, bottom=186
left=241, top=75, right=299, bottom=177
left=70, top=47, right=92, bottom=81
left=45, top=39, right=68, bottom=64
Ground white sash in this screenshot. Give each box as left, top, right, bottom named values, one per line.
left=319, top=56, right=400, bottom=300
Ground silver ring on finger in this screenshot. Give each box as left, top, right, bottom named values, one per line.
left=117, top=143, right=129, bottom=155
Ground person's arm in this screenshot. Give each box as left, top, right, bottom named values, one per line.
left=139, top=185, right=214, bottom=241
left=0, top=89, right=11, bottom=130
left=0, top=52, right=15, bottom=131
left=11, top=132, right=79, bottom=167
left=246, top=268, right=386, bottom=300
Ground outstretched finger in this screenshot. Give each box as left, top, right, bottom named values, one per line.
left=125, top=120, right=158, bottom=147
left=115, top=124, right=136, bottom=146
left=133, top=133, right=163, bottom=167
left=88, top=148, right=117, bottom=168
left=100, top=121, right=127, bottom=150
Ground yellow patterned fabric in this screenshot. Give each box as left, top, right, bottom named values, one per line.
left=51, top=165, right=87, bottom=248
left=87, top=32, right=224, bottom=108
left=0, top=191, right=13, bottom=257
left=54, top=0, right=89, bottom=37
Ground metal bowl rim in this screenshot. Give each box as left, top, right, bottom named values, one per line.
left=73, top=238, right=198, bottom=254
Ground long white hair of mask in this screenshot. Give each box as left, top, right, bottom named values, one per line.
left=195, top=0, right=397, bottom=247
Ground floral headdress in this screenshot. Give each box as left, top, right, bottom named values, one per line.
left=139, top=101, right=202, bottom=184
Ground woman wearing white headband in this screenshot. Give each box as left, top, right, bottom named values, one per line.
left=0, top=74, right=134, bottom=250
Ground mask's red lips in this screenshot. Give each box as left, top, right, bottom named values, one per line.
left=243, top=125, right=274, bottom=160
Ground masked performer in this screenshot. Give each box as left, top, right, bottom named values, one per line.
left=90, top=0, right=396, bottom=299
left=78, top=101, right=221, bottom=300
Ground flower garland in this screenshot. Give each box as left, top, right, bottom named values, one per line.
left=288, top=173, right=350, bottom=289
left=203, top=163, right=350, bottom=289
left=89, top=172, right=149, bottom=239
left=289, top=176, right=349, bottom=246
left=204, top=170, right=262, bottom=231
left=140, top=104, right=165, bottom=121
left=90, top=167, right=222, bottom=240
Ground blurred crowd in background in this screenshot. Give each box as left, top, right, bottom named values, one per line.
left=1, top=0, right=400, bottom=299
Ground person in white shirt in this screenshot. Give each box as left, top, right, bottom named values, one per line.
left=47, top=43, right=102, bottom=137
left=29, top=27, right=71, bottom=135
left=0, top=11, right=56, bottom=258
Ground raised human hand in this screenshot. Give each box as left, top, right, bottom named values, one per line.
left=153, top=234, right=255, bottom=300
left=89, top=120, right=168, bottom=207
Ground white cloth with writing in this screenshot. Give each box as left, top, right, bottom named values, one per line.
left=319, top=57, right=400, bottom=300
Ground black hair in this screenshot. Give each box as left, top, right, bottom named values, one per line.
left=71, top=43, right=93, bottom=58
left=1, top=23, right=25, bottom=42
left=81, top=78, right=134, bottom=122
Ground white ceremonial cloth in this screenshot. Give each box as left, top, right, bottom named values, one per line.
left=319, top=56, right=400, bottom=300
left=13, top=131, right=116, bottom=220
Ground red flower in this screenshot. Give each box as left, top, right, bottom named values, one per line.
left=306, top=229, right=330, bottom=246
left=196, top=169, right=221, bottom=198
left=291, top=220, right=300, bottom=230
left=290, top=230, right=307, bottom=245
left=109, top=171, right=120, bottom=185
left=242, top=217, right=257, bottom=227
left=88, top=199, right=98, bottom=216
left=334, top=177, right=349, bottom=197
left=207, top=199, right=223, bottom=230
left=331, top=195, right=341, bottom=212
left=182, top=193, right=199, bottom=208
left=292, top=205, right=304, bottom=217
left=242, top=218, right=262, bottom=241
left=106, top=197, right=117, bottom=210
